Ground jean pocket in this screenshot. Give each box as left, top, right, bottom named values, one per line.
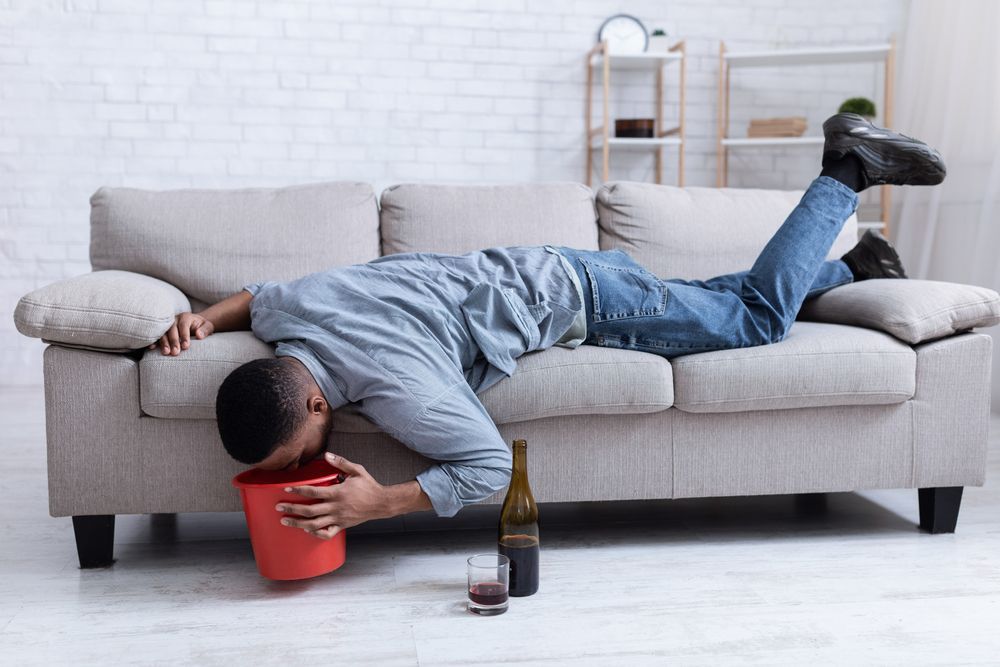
left=580, top=257, right=667, bottom=322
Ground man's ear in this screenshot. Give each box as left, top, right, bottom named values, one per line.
left=307, top=394, right=327, bottom=416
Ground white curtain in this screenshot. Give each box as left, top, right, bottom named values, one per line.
left=892, top=0, right=1000, bottom=411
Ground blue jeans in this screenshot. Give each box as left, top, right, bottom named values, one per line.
left=553, top=176, right=859, bottom=359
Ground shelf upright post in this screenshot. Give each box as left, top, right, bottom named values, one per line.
left=717, top=41, right=728, bottom=187
left=655, top=61, right=663, bottom=184
left=882, top=35, right=896, bottom=238
left=601, top=42, right=611, bottom=182
left=673, top=40, right=687, bottom=187
left=585, top=44, right=594, bottom=186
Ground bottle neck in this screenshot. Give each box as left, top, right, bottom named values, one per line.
left=512, top=442, right=528, bottom=477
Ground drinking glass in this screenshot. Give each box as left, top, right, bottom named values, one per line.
left=466, top=553, right=510, bottom=615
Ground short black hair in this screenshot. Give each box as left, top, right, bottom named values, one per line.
left=216, top=358, right=308, bottom=464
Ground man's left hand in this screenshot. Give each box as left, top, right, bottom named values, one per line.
left=275, top=452, right=388, bottom=540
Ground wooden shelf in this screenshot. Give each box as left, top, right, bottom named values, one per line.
left=593, top=51, right=683, bottom=70
left=724, top=44, right=892, bottom=68
left=591, top=137, right=684, bottom=150
left=585, top=40, right=687, bottom=186
left=717, top=39, right=897, bottom=237
left=721, top=136, right=824, bottom=147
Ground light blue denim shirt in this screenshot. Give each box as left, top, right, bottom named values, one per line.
left=242, top=245, right=583, bottom=517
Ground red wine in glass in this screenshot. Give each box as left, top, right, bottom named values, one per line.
left=468, top=581, right=508, bottom=606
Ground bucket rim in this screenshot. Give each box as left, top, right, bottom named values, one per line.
left=231, top=459, right=345, bottom=490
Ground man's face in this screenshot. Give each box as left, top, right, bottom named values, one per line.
left=255, top=417, right=329, bottom=472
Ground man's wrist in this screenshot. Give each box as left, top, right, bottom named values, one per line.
left=379, top=480, right=433, bottom=519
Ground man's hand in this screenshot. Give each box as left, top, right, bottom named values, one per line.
left=148, top=312, right=215, bottom=356
left=276, top=453, right=389, bottom=540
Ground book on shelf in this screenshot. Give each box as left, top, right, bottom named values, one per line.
left=747, top=116, right=807, bottom=137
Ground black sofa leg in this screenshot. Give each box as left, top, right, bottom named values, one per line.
left=72, top=514, right=116, bottom=568
left=794, top=492, right=828, bottom=515
left=918, top=487, right=963, bottom=534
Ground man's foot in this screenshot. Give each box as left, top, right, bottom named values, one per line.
left=841, top=229, right=908, bottom=280
left=822, top=113, right=947, bottom=190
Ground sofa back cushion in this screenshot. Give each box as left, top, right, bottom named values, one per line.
left=90, top=181, right=380, bottom=305
left=596, top=182, right=858, bottom=280
left=379, top=182, right=599, bottom=255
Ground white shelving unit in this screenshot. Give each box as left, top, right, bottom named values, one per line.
left=585, top=41, right=686, bottom=186
left=717, top=41, right=896, bottom=234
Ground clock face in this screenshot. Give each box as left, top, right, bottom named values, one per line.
left=598, top=14, right=648, bottom=55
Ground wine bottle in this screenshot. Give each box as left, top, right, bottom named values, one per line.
left=498, top=438, right=539, bottom=597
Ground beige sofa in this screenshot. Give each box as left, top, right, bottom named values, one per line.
left=14, top=180, right=1000, bottom=568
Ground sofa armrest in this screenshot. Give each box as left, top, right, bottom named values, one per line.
left=798, top=279, right=1000, bottom=344
left=14, top=270, right=191, bottom=351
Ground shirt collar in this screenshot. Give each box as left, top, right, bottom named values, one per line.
left=274, top=340, right=350, bottom=411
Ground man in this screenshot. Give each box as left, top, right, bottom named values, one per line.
left=149, top=113, right=945, bottom=541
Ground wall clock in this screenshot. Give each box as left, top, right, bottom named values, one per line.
left=597, top=14, right=648, bottom=55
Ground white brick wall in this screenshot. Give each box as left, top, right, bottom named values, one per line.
left=2, top=0, right=905, bottom=385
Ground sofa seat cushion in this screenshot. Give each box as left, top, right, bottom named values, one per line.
left=139, top=334, right=674, bottom=427
left=334, top=345, right=673, bottom=433
left=671, top=322, right=916, bottom=414
left=139, top=332, right=275, bottom=420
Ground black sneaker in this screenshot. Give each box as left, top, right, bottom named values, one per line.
left=841, top=229, right=908, bottom=280
left=822, top=113, right=946, bottom=189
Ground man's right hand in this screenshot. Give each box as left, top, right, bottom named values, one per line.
left=149, top=312, right=216, bottom=356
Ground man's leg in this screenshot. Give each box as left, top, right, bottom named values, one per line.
left=636, top=176, right=858, bottom=350
left=729, top=175, right=859, bottom=341
left=666, top=258, right=853, bottom=302
left=562, top=113, right=946, bottom=357
left=557, top=178, right=855, bottom=356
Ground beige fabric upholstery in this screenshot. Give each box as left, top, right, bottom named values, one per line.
left=379, top=182, right=600, bottom=255
left=477, top=345, right=672, bottom=423
left=671, top=322, right=915, bottom=413
left=90, top=181, right=380, bottom=305
left=596, top=181, right=857, bottom=280
left=911, top=333, right=992, bottom=487
left=46, top=336, right=992, bottom=516
left=139, top=333, right=674, bottom=424
left=14, top=270, right=190, bottom=350
left=672, top=403, right=914, bottom=498
left=799, top=279, right=1000, bottom=344
left=139, top=332, right=275, bottom=420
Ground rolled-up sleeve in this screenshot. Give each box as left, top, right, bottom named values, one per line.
left=398, top=382, right=513, bottom=518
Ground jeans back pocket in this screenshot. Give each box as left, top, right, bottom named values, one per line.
left=579, top=256, right=667, bottom=322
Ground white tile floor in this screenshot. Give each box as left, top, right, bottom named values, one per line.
left=1, top=384, right=998, bottom=665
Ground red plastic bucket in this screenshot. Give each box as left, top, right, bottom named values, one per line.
left=232, top=458, right=347, bottom=580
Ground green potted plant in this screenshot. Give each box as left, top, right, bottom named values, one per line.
left=647, top=28, right=669, bottom=52
left=838, top=97, right=877, bottom=122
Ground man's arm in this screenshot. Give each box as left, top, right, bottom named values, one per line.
left=197, top=288, right=254, bottom=333
left=150, top=289, right=254, bottom=355
left=277, top=453, right=434, bottom=541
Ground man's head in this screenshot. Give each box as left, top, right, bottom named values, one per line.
left=216, top=356, right=333, bottom=471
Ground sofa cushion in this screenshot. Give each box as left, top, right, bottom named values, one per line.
left=379, top=182, right=600, bottom=255
left=139, top=332, right=274, bottom=419
left=596, top=181, right=858, bottom=281
left=15, top=270, right=190, bottom=351
left=334, top=346, right=673, bottom=432
left=798, top=279, right=1000, bottom=344
left=140, top=334, right=674, bottom=426
left=90, top=181, right=380, bottom=306
left=671, top=322, right=915, bottom=413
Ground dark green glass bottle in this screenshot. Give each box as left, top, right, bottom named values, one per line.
left=498, top=439, right=539, bottom=597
